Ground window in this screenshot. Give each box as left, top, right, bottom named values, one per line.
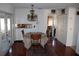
left=7, top=18, right=10, bottom=31
left=0, top=18, right=5, bottom=33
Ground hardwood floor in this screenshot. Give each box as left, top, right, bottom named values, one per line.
left=45, top=38, right=77, bottom=56
left=6, top=38, right=78, bottom=56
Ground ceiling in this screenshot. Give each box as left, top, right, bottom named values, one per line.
left=10, top=3, right=79, bottom=9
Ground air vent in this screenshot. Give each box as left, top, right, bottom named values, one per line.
left=61, top=9, right=65, bottom=14
left=51, top=9, right=56, bottom=14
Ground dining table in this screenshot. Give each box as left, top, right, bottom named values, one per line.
left=23, top=32, right=48, bottom=49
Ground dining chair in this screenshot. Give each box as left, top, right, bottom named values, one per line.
left=31, top=33, right=41, bottom=45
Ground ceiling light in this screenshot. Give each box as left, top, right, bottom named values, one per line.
left=27, top=5, right=38, bottom=21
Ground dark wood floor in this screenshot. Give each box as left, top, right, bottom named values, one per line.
left=6, top=38, right=78, bottom=56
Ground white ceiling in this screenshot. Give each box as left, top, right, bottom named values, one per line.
left=11, top=3, right=79, bottom=9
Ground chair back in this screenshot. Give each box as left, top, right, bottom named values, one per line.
left=31, top=34, right=41, bottom=40
left=21, top=30, right=24, bottom=37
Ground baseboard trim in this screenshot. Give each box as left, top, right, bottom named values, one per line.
left=56, top=38, right=66, bottom=47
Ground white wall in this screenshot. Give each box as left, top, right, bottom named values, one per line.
left=67, top=9, right=79, bottom=54
left=14, top=8, right=50, bottom=40
left=56, top=14, right=68, bottom=45
left=72, top=15, right=79, bottom=48
left=0, top=4, right=13, bottom=14
left=66, top=7, right=76, bottom=46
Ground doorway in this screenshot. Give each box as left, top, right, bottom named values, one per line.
left=46, top=16, right=53, bottom=38
left=46, top=15, right=56, bottom=38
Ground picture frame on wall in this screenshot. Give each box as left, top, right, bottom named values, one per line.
left=16, top=24, right=32, bottom=28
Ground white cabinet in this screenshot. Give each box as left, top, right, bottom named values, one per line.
left=76, top=32, right=79, bottom=54
left=0, top=39, right=10, bottom=55
left=0, top=33, right=10, bottom=55
left=16, top=29, right=23, bottom=40
left=75, top=16, right=79, bottom=54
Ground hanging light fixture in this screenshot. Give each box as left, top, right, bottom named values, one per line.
left=27, top=5, right=38, bottom=21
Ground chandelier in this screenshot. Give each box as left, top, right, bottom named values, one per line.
left=27, top=5, right=38, bottom=21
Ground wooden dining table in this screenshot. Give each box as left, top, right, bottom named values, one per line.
left=23, top=32, right=48, bottom=49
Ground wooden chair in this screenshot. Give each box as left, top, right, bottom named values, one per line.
left=31, top=33, right=41, bottom=45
